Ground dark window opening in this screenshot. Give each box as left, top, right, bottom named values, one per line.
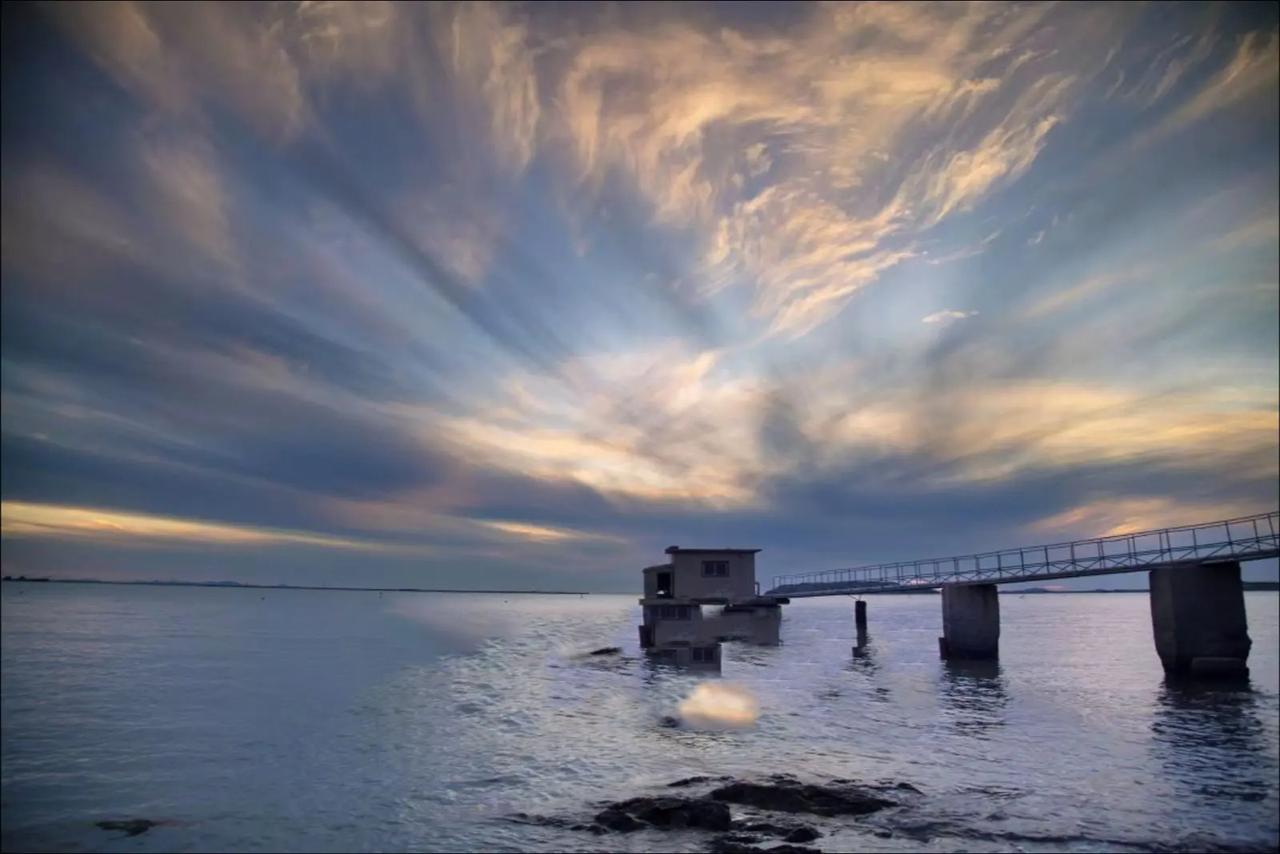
left=656, top=571, right=673, bottom=598
left=657, top=605, right=691, bottom=620
left=702, top=560, right=729, bottom=577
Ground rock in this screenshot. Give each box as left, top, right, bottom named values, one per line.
left=588, top=646, right=622, bottom=656
left=739, top=821, right=793, bottom=836
left=95, top=819, right=159, bottom=837
left=669, top=775, right=731, bottom=788
left=507, top=812, right=575, bottom=829
left=658, top=715, right=682, bottom=728
left=784, top=826, right=820, bottom=843
left=610, top=795, right=733, bottom=831
left=721, top=832, right=762, bottom=844
left=710, top=780, right=895, bottom=817
left=594, top=807, right=643, bottom=833
left=895, top=782, right=922, bottom=793
left=708, top=839, right=759, bottom=854
left=708, top=838, right=822, bottom=854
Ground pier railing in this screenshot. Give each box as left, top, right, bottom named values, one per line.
left=768, top=510, right=1280, bottom=596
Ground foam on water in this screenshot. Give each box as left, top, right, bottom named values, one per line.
left=677, top=682, right=759, bottom=729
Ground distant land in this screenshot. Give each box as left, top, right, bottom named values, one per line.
left=2, top=577, right=1276, bottom=594
left=0, top=576, right=591, bottom=595
left=1010, top=583, right=1280, bottom=593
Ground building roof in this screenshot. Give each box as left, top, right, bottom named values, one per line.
left=664, top=546, right=762, bottom=554
left=642, top=563, right=673, bottom=573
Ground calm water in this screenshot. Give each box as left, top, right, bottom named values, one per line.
left=2, top=583, right=1277, bottom=853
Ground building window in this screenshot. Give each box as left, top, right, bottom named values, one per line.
left=657, top=605, right=691, bottom=620
left=702, top=560, right=729, bottom=577
left=692, top=646, right=717, bottom=663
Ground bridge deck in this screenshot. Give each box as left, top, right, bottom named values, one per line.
left=767, top=511, right=1279, bottom=598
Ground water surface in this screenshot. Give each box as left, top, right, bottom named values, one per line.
left=2, top=584, right=1277, bottom=852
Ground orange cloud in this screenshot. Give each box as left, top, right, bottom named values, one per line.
left=1, top=502, right=392, bottom=552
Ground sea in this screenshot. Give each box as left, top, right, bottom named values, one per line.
left=2, top=582, right=1277, bottom=852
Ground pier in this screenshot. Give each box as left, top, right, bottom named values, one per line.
left=767, top=511, right=1278, bottom=675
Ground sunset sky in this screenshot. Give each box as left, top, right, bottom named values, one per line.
left=2, top=2, right=1277, bottom=590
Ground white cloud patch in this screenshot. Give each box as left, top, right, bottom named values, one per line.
left=922, top=309, right=979, bottom=325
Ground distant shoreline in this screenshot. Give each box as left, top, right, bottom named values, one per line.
left=0, top=577, right=591, bottom=595
left=1008, top=582, right=1280, bottom=593
left=3, top=577, right=1275, bottom=595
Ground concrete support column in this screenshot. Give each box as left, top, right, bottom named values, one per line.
left=853, top=599, right=869, bottom=654
left=939, top=584, right=999, bottom=660
left=1150, top=561, right=1251, bottom=676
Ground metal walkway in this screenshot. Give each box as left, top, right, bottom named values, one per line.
left=767, top=510, right=1280, bottom=597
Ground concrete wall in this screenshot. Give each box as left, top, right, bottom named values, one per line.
left=708, top=606, right=782, bottom=644
left=647, top=644, right=721, bottom=670
left=1150, top=561, right=1251, bottom=675
left=668, top=551, right=757, bottom=602
left=644, top=603, right=707, bottom=646
left=940, top=583, right=1000, bottom=659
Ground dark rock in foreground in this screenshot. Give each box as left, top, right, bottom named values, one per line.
left=95, top=819, right=160, bottom=837
left=605, top=795, right=733, bottom=831
left=708, top=839, right=821, bottom=854
left=522, top=774, right=908, bottom=845
left=669, top=774, right=733, bottom=788
left=710, top=779, right=895, bottom=816
left=588, top=646, right=622, bottom=656
left=594, top=807, right=644, bottom=832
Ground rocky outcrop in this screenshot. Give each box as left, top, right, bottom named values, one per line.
left=95, top=819, right=160, bottom=837
left=709, top=839, right=821, bottom=854
left=668, top=775, right=733, bottom=788
left=600, top=796, right=733, bottom=831
left=509, top=774, right=914, bottom=850
left=587, top=647, right=622, bottom=656
left=709, top=778, right=895, bottom=816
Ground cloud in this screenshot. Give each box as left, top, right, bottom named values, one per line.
left=54, top=2, right=307, bottom=140
left=472, top=519, right=622, bottom=544
left=1, top=501, right=392, bottom=551
left=551, top=3, right=1118, bottom=335
left=1138, top=30, right=1279, bottom=148
left=921, top=309, right=979, bottom=325
left=1029, top=497, right=1263, bottom=539
left=139, top=132, right=236, bottom=269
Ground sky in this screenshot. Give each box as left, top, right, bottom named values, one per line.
left=2, top=2, right=1277, bottom=591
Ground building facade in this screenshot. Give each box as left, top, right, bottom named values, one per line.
left=638, top=546, right=787, bottom=669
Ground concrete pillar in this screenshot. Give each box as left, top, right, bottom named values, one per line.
left=1150, top=561, right=1251, bottom=676
left=854, top=600, right=868, bottom=632
left=939, top=584, right=999, bottom=660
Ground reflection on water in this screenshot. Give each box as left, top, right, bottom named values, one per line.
left=940, top=660, right=1007, bottom=736
left=1152, top=678, right=1273, bottom=806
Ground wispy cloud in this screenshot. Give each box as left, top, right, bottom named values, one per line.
left=921, top=309, right=979, bottom=325
left=1, top=502, right=393, bottom=551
